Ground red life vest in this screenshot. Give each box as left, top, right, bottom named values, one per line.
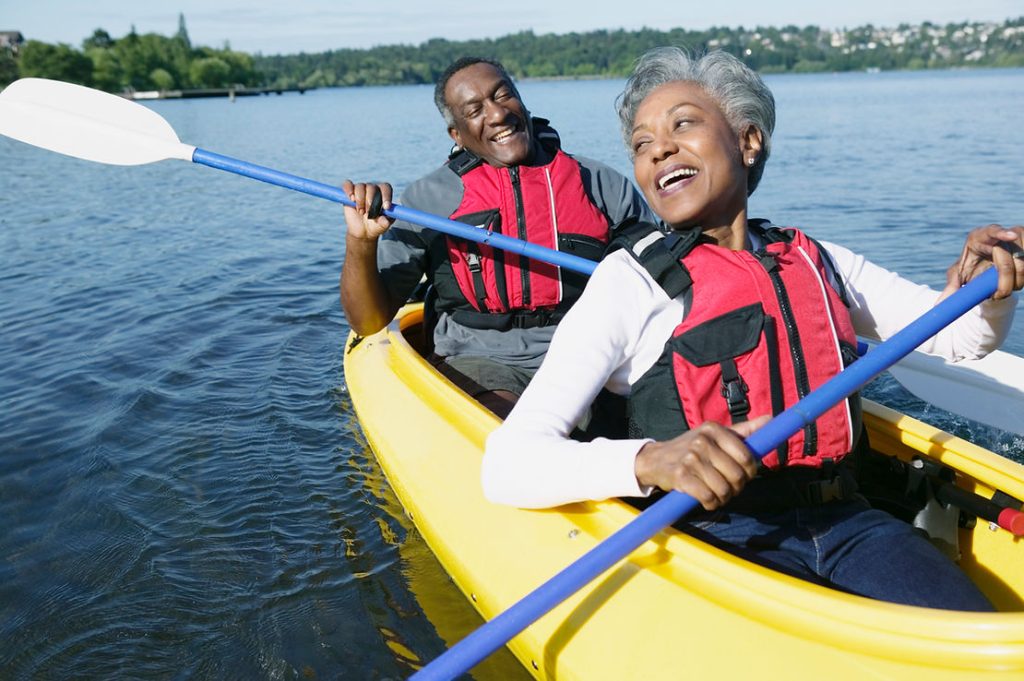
left=437, top=145, right=611, bottom=329
left=620, top=221, right=862, bottom=469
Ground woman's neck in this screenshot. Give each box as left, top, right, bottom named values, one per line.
left=702, top=211, right=749, bottom=250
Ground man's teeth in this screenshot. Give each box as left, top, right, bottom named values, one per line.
left=658, top=168, right=697, bottom=189
left=493, top=130, right=513, bottom=142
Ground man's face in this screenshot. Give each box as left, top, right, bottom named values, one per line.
left=445, top=63, right=534, bottom=168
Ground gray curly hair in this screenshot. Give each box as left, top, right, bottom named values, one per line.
left=616, top=47, right=776, bottom=195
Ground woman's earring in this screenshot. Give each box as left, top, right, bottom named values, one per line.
left=747, top=156, right=756, bottom=166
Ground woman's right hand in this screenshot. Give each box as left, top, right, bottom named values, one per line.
left=941, top=224, right=1024, bottom=300
left=342, top=180, right=394, bottom=241
left=634, top=415, right=768, bottom=511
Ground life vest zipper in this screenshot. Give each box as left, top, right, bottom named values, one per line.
left=761, top=254, right=817, bottom=456
left=508, top=166, right=531, bottom=306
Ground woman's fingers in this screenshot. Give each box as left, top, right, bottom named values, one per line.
left=675, top=429, right=745, bottom=509
left=637, top=417, right=765, bottom=511
left=682, top=418, right=766, bottom=508
left=728, top=414, right=770, bottom=475
left=949, top=225, right=1024, bottom=299
left=992, top=226, right=1024, bottom=298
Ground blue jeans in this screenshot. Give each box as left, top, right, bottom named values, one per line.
left=683, top=491, right=995, bottom=611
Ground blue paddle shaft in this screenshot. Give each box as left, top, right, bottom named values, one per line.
left=191, top=148, right=599, bottom=276
left=190, top=151, right=883, bottom=366
left=413, top=268, right=1000, bottom=680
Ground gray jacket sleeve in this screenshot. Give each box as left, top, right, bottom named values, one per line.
left=375, top=165, right=465, bottom=306
left=573, top=155, right=656, bottom=230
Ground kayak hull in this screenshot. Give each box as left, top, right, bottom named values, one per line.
left=344, top=305, right=1024, bottom=680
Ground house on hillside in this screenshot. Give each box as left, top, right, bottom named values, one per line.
left=0, top=31, right=24, bottom=53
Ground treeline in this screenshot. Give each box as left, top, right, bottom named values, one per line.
left=0, top=16, right=260, bottom=92
left=2, top=17, right=1023, bottom=92
left=255, top=19, right=1024, bottom=88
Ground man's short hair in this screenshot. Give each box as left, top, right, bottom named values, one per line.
left=433, top=57, right=520, bottom=128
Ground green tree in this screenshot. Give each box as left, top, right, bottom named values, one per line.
left=189, top=56, right=231, bottom=87
left=83, top=28, right=114, bottom=50
left=149, top=67, right=175, bottom=90
left=18, top=41, right=92, bottom=84
left=85, top=45, right=123, bottom=90
left=219, top=49, right=259, bottom=86
left=0, top=49, right=18, bottom=87
left=176, top=13, right=191, bottom=49
left=112, top=29, right=148, bottom=89
left=300, top=67, right=335, bottom=88
left=114, top=32, right=190, bottom=90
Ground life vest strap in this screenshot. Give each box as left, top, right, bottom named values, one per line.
left=607, top=220, right=697, bottom=299
left=450, top=307, right=566, bottom=331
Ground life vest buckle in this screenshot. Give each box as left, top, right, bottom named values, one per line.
left=512, top=308, right=552, bottom=329
left=756, top=251, right=778, bottom=272
left=803, top=474, right=857, bottom=505
left=720, top=375, right=750, bottom=422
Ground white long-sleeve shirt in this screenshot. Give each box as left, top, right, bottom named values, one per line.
left=482, top=237, right=1017, bottom=509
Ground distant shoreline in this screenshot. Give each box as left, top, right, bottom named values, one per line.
left=5, top=17, right=1021, bottom=93
left=126, top=85, right=312, bottom=101
left=277, top=63, right=1024, bottom=90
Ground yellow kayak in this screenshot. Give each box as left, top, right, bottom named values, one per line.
left=344, top=304, right=1024, bottom=680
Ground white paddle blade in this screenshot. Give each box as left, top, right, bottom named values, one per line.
left=0, top=78, right=195, bottom=165
left=886, top=347, right=1024, bottom=436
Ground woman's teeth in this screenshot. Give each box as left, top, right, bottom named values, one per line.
left=658, top=168, right=697, bottom=189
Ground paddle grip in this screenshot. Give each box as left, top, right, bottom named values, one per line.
left=367, top=190, right=383, bottom=220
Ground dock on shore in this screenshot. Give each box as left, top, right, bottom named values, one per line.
left=128, top=86, right=312, bottom=101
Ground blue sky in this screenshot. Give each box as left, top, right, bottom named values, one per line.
left=3, top=0, right=1021, bottom=55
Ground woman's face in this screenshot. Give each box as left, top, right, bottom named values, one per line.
left=630, top=80, right=758, bottom=232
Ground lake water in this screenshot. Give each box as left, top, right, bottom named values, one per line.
left=2, top=68, right=1023, bottom=679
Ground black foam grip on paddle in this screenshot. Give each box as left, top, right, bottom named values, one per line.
left=368, top=191, right=384, bottom=220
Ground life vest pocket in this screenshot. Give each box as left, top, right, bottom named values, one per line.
left=453, top=208, right=502, bottom=231
left=558, top=233, right=607, bottom=261
left=447, top=208, right=506, bottom=312
left=670, top=303, right=765, bottom=367
left=669, top=303, right=772, bottom=429
left=559, top=233, right=607, bottom=301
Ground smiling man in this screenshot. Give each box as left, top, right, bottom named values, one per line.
left=340, top=57, right=653, bottom=416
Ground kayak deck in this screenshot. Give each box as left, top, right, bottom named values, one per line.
left=344, top=304, right=1024, bottom=680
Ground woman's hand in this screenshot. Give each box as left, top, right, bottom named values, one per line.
left=634, top=415, right=769, bottom=511
left=342, top=180, right=394, bottom=241
left=942, top=225, right=1024, bottom=301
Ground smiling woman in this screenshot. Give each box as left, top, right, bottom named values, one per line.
left=629, top=80, right=760, bottom=241
left=483, top=46, right=1024, bottom=611
left=619, top=49, right=775, bottom=194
